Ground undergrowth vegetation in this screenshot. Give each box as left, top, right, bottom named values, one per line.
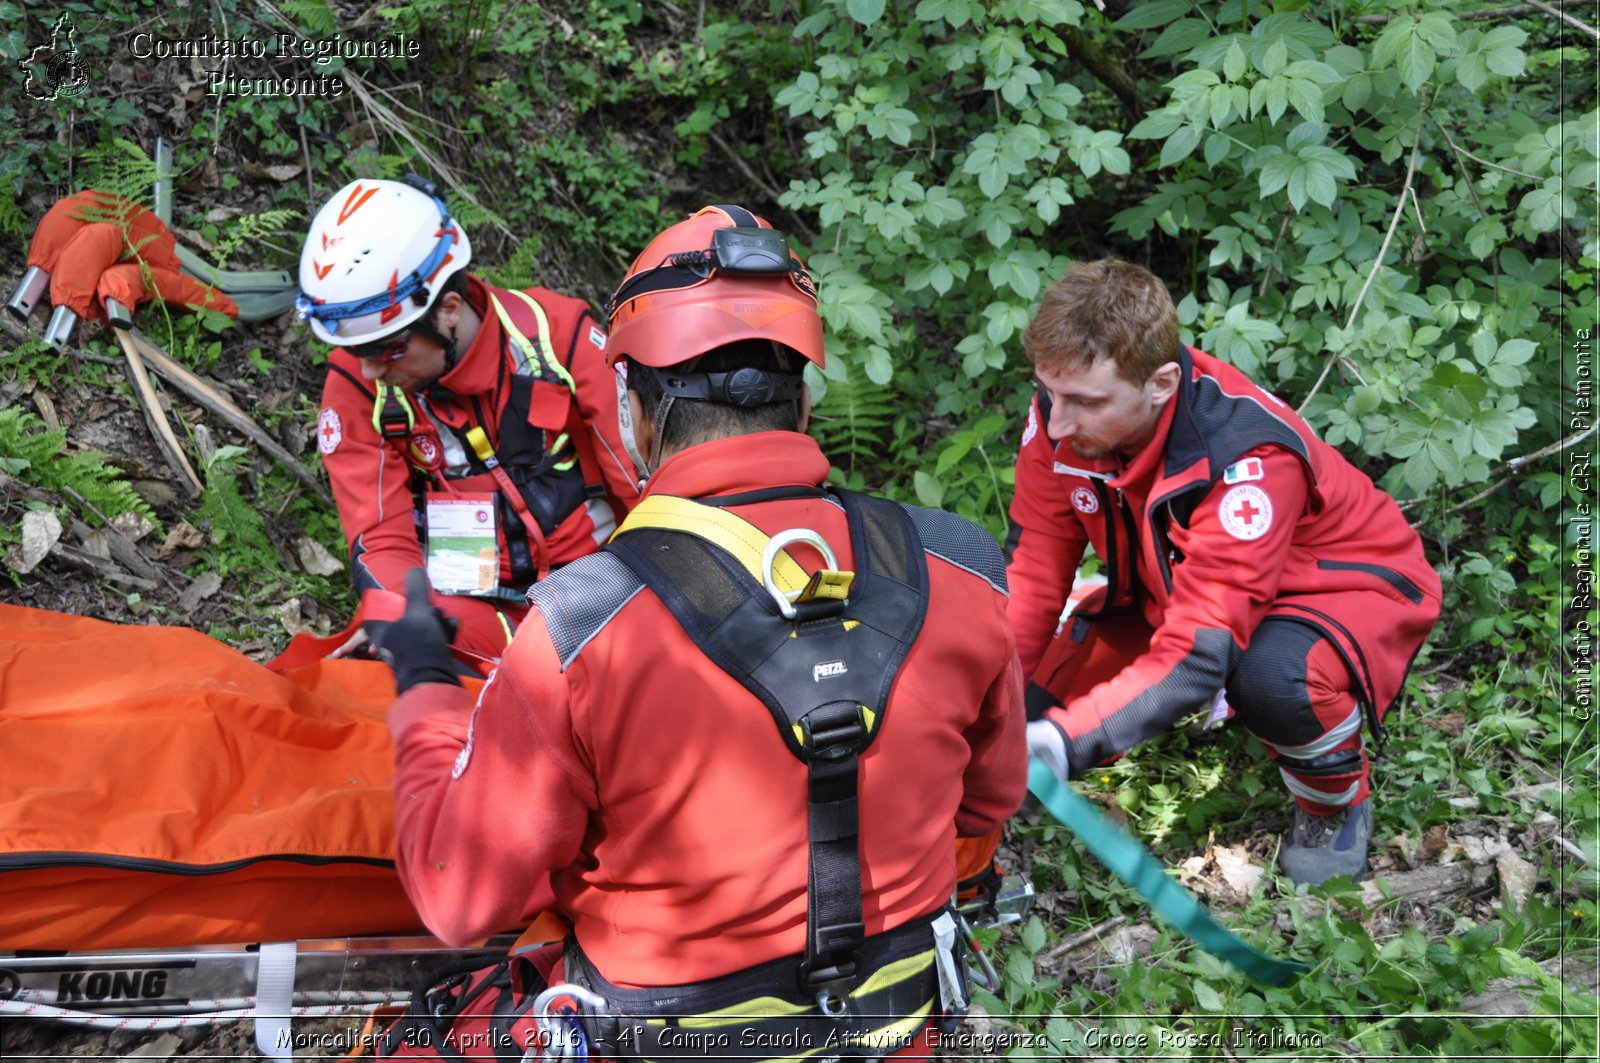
left=2, top=0, right=1594, bottom=1056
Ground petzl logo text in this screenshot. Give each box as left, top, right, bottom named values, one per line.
left=22, top=14, right=90, bottom=101
left=813, top=661, right=847, bottom=681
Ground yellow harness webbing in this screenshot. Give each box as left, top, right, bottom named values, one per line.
left=611, top=494, right=816, bottom=594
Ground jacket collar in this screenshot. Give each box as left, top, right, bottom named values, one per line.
left=644, top=431, right=831, bottom=501
left=1159, top=344, right=1210, bottom=482
left=428, top=275, right=498, bottom=400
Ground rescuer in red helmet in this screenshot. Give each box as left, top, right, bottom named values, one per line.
left=372, top=205, right=1027, bottom=1060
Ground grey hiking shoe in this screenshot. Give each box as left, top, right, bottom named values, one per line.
left=1279, top=799, right=1373, bottom=887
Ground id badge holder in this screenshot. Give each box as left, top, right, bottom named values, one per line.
left=424, top=494, right=499, bottom=595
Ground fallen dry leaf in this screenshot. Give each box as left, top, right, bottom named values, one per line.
left=79, top=528, right=115, bottom=561
left=1461, top=835, right=1513, bottom=865
left=276, top=597, right=314, bottom=637
left=1105, top=924, right=1159, bottom=965
left=157, top=521, right=207, bottom=559
left=1211, top=843, right=1265, bottom=902
left=242, top=160, right=305, bottom=183
left=178, top=571, right=223, bottom=613
left=1419, top=824, right=1449, bottom=863
left=295, top=535, right=345, bottom=577
left=1432, top=711, right=1467, bottom=736
left=1386, top=833, right=1416, bottom=867
left=110, top=511, right=156, bottom=543
left=11, top=510, right=62, bottom=574
left=1495, top=850, right=1538, bottom=912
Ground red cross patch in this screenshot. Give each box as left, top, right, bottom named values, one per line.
left=1218, top=484, right=1272, bottom=541
left=317, top=408, right=342, bottom=455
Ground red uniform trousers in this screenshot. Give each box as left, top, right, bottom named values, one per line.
left=1030, top=588, right=1395, bottom=815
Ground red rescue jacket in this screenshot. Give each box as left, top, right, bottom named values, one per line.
left=387, top=432, right=1027, bottom=986
left=1007, top=346, right=1440, bottom=773
left=318, top=276, right=639, bottom=656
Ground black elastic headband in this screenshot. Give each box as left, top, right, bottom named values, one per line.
left=649, top=364, right=803, bottom=408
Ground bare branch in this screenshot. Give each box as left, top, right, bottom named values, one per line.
left=1298, top=136, right=1421, bottom=415
left=1257, top=210, right=1295, bottom=298
left=1506, top=420, right=1598, bottom=469
left=1402, top=421, right=1598, bottom=519
left=1041, top=914, right=1129, bottom=966
left=1357, top=0, right=1586, bottom=23
left=1526, top=0, right=1600, bottom=39
left=1439, top=129, right=1540, bottom=182
left=707, top=130, right=818, bottom=242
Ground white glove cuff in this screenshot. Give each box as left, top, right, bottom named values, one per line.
left=1026, top=719, right=1070, bottom=782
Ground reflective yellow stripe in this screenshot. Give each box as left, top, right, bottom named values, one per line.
left=489, top=289, right=575, bottom=393
left=674, top=995, right=810, bottom=1028
left=614, top=495, right=813, bottom=593
left=370, top=382, right=415, bottom=435
left=496, top=611, right=514, bottom=645
left=854, top=947, right=934, bottom=994
left=632, top=948, right=935, bottom=1062
left=549, top=431, right=576, bottom=472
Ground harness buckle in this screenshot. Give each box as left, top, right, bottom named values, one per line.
left=800, top=703, right=868, bottom=758
left=798, top=945, right=863, bottom=1009
left=376, top=400, right=414, bottom=442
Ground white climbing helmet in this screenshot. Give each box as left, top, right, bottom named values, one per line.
left=295, top=176, right=471, bottom=346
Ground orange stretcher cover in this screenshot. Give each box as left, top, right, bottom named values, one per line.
left=0, top=604, right=440, bottom=950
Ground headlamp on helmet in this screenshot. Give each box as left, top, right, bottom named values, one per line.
left=603, top=220, right=817, bottom=328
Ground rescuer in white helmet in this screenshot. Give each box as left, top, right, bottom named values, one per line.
left=297, top=175, right=639, bottom=658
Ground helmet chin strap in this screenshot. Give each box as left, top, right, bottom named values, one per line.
left=413, top=316, right=459, bottom=373
left=615, top=369, right=652, bottom=492
left=647, top=394, right=677, bottom=472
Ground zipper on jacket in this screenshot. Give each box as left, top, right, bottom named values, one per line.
left=1113, top=486, right=1141, bottom=599
left=1315, top=559, right=1425, bottom=605
left=1091, top=480, right=1121, bottom=611
left=1152, top=501, right=1182, bottom=596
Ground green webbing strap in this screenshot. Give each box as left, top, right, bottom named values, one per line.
left=1026, top=758, right=1307, bottom=987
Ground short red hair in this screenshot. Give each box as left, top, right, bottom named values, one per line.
left=1023, top=259, right=1179, bottom=384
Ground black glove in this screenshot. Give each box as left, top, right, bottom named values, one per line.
left=370, top=568, right=463, bottom=695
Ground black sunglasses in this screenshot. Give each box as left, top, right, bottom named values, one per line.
left=348, top=327, right=415, bottom=363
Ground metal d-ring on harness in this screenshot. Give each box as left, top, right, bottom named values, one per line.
left=529, top=983, right=606, bottom=1062
left=760, top=528, right=842, bottom=621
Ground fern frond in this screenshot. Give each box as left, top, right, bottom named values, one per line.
left=809, top=362, right=897, bottom=476
left=78, top=139, right=159, bottom=209
left=0, top=408, right=158, bottom=528
left=210, top=207, right=303, bottom=269
left=283, top=0, right=338, bottom=36
left=0, top=184, right=24, bottom=239
left=480, top=236, right=545, bottom=291
left=196, top=445, right=275, bottom=566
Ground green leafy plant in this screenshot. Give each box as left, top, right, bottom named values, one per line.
left=194, top=444, right=277, bottom=576
left=0, top=407, right=157, bottom=531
